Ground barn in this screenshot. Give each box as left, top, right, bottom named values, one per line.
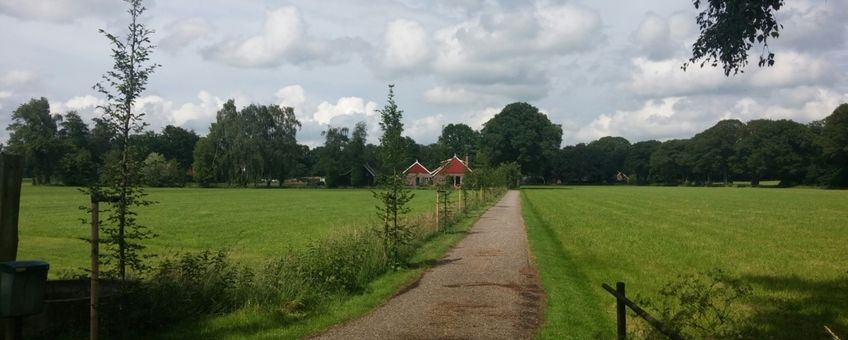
left=430, top=155, right=472, bottom=187
left=403, top=160, right=431, bottom=187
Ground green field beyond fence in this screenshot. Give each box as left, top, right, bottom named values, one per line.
left=18, top=186, right=437, bottom=277
left=522, top=186, right=848, bottom=339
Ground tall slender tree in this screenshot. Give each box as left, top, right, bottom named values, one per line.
left=377, top=85, right=405, bottom=175
left=92, top=0, right=160, bottom=280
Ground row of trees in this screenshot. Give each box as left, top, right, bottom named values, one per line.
left=552, top=105, right=848, bottom=187
left=6, top=97, right=848, bottom=188
left=3, top=97, right=200, bottom=187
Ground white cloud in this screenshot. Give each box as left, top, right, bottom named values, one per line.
left=0, top=70, right=34, bottom=87
left=159, top=17, right=211, bottom=53
left=573, top=88, right=848, bottom=144
left=0, top=90, right=11, bottom=110
left=373, top=3, right=603, bottom=99
left=312, top=97, right=377, bottom=125
left=406, top=114, right=446, bottom=142
left=0, top=0, right=123, bottom=23
left=574, top=97, right=699, bottom=142
left=631, top=12, right=694, bottom=60
left=169, top=91, right=224, bottom=128
left=380, top=19, right=431, bottom=74
left=627, top=52, right=839, bottom=97
left=50, top=95, right=107, bottom=119
left=203, top=6, right=367, bottom=67
left=275, top=85, right=306, bottom=116
left=726, top=88, right=848, bottom=123
left=423, top=86, right=493, bottom=105
left=776, top=0, right=848, bottom=51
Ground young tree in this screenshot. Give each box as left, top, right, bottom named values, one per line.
left=92, top=0, right=160, bottom=280
left=5, top=98, right=60, bottom=185
left=377, top=85, right=405, bottom=175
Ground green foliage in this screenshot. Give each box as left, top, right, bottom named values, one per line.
left=373, top=174, right=416, bottom=266
left=636, top=269, right=753, bottom=339
left=624, top=140, right=661, bottom=185
left=686, top=0, right=783, bottom=75
left=377, top=84, right=406, bottom=174
left=348, top=122, right=369, bottom=187
left=5, top=97, right=60, bottom=184
left=821, top=104, right=848, bottom=187
left=196, top=100, right=301, bottom=187
left=57, top=111, right=97, bottom=186
left=191, top=135, right=217, bottom=186
left=649, top=139, right=693, bottom=184
left=318, top=126, right=350, bottom=188
left=689, top=119, right=746, bottom=184
left=141, top=152, right=185, bottom=187
left=735, top=119, right=819, bottom=186
left=93, top=0, right=159, bottom=281
left=480, top=102, right=562, bottom=181
left=438, top=123, right=479, bottom=157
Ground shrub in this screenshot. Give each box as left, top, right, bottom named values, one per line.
left=635, top=268, right=753, bottom=339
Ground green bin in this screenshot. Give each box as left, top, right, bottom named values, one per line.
left=0, top=260, right=49, bottom=317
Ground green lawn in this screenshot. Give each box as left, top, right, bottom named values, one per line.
left=17, top=185, right=436, bottom=277
left=522, top=186, right=848, bottom=339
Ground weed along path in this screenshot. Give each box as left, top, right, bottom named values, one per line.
left=314, top=190, right=543, bottom=340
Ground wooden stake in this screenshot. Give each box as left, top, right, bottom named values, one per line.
left=90, top=198, right=100, bottom=340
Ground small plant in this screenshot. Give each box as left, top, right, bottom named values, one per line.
left=635, top=268, right=753, bottom=339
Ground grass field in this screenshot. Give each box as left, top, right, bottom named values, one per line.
left=17, top=185, right=437, bottom=278
left=522, top=186, right=848, bottom=339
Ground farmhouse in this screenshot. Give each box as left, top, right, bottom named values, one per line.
left=430, top=155, right=472, bottom=187
left=403, top=160, right=432, bottom=187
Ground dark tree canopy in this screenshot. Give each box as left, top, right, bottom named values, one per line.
left=438, top=123, right=479, bottom=158
left=480, top=102, right=562, bottom=181
left=735, top=119, right=818, bottom=186
left=686, top=0, right=783, bottom=75
left=689, top=119, right=746, bottom=183
left=821, top=104, right=848, bottom=186
left=5, top=97, right=60, bottom=185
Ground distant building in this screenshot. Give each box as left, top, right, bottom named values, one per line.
left=339, top=163, right=378, bottom=187
left=403, top=160, right=431, bottom=187
left=430, top=155, right=472, bottom=187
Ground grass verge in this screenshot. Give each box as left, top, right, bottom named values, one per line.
left=151, top=192, right=502, bottom=339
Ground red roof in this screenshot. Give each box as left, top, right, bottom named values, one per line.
left=432, top=155, right=471, bottom=176
left=403, top=160, right=431, bottom=175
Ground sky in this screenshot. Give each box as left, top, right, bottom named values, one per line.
left=1, top=0, right=846, bottom=148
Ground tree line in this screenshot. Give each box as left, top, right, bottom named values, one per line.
left=5, top=97, right=847, bottom=188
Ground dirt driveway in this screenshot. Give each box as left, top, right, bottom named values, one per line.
left=313, top=190, right=544, bottom=340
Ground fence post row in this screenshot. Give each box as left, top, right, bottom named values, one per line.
left=602, top=282, right=684, bottom=340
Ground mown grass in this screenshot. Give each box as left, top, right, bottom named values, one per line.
left=17, top=185, right=436, bottom=278
left=152, top=191, right=498, bottom=339
left=522, top=186, right=848, bottom=339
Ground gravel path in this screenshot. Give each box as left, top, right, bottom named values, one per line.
left=313, top=190, right=544, bottom=340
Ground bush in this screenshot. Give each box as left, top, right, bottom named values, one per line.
left=141, top=152, right=185, bottom=187
left=635, top=268, right=753, bottom=339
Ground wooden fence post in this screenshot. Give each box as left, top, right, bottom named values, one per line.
left=435, top=190, right=441, bottom=230
left=90, top=198, right=100, bottom=340
left=1, top=154, right=23, bottom=340
left=0, top=153, right=22, bottom=262
left=616, top=282, right=626, bottom=340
